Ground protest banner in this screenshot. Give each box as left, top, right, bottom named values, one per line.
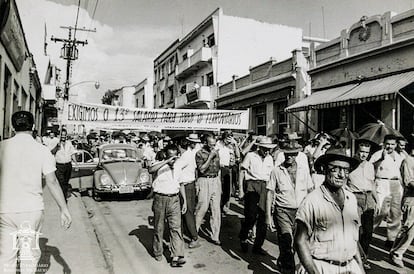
left=62, top=101, right=249, bottom=130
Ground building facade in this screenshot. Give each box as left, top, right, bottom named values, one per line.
left=217, top=49, right=310, bottom=137
left=286, top=9, right=414, bottom=140
left=134, top=78, right=153, bottom=109
left=153, top=7, right=303, bottom=110
left=0, top=0, right=43, bottom=139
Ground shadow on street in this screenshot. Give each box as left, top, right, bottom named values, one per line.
left=36, top=237, right=71, bottom=274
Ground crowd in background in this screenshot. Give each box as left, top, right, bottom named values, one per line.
left=34, top=128, right=414, bottom=273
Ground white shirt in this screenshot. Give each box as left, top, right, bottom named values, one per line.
left=175, top=148, right=197, bottom=183
left=0, top=133, right=56, bottom=213
left=241, top=152, right=274, bottom=181
left=43, top=136, right=59, bottom=151
left=216, top=141, right=231, bottom=167
left=370, top=150, right=404, bottom=179
left=151, top=161, right=181, bottom=195
left=55, top=141, right=75, bottom=164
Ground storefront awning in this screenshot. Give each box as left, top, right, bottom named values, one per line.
left=286, top=71, right=414, bottom=113
left=285, top=84, right=357, bottom=112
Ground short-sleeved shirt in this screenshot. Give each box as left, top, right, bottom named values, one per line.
left=43, top=136, right=59, bottom=151
left=267, top=161, right=314, bottom=208
left=296, top=185, right=360, bottom=262
left=348, top=161, right=375, bottom=192
left=175, top=148, right=197, bottom=183
left=55, top=141, right=76, bottom=164
left=195, top=147, right=220, bottom=177
left=241, top=152, right=274, bottom=181
left=0, top=133, right=56, bottom=213
left=151, top=161, right=180, bottom=195
left=370, top=150, right=404, bottom=179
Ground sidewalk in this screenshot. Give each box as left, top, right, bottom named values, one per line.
left=39, top=188, right=108, bottom=274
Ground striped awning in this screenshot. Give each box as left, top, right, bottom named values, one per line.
left=286, top=71, right=414, bottom=113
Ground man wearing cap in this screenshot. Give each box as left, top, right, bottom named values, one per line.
left=370, top=134, right=404, bottom=249
left=195, top=134, right=222, bottom=245
left=176, top=134, right=202, bottom=248
left=266, top=142, right=313, bottom=273
left=0, top=111, right=72, bottom=273
left=239, top=136, right=275, bottom=254
left=295, top=148, right=364, bottom=274
left=347, top=141, right=377, bottom=270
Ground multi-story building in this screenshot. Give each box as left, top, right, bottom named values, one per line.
left=153, top=39, right=179, bottom=109
left=0, top=0, right=43, bottom=139
left=112, top=86, right=136, bottom=108
left=134, top=78, right=153, bottom=109
left=286, top=9, right=414, bottom=140
left=42, top=60, right=62, bottom=133
left=153, top=7, right=304, bottom=110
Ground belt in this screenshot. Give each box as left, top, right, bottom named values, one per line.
left=376, top=177, right=399, bottom=180
left=56, top=162, right=72, bottom=165
left=154, top=192, right=178, bottom=197
left=200, top=175, right=218, bottom=178
left=314, top=257, right=353, bottom=267
left=353, top=190, right=372, bottom=194
left=246, top=180, right=265, bottom=183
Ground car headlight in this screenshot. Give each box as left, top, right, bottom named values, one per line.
left=140, top=172, right=150, bottom=182
left=100, top=173, right=113, bottom=186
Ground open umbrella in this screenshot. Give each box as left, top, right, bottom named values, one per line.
left=330, top=127, right=359, bottom=140
left=358, top=121, right=403, bottom=145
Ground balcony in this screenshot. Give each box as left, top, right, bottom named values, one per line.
left=176, top=47, right=212, bottom=79
left=175, top=86, right=213, bottom=108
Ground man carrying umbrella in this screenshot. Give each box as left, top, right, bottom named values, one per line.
left=370, top=134, right=405, bottom=249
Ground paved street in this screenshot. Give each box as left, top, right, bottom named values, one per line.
left=42, top=193, right=413, bottom=274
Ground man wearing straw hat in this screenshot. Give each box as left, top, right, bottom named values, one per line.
left=266, top=142, right=313, bottom=273
left=295, top=148, right=364, bottom=274
left=239, top=136, right=275, bottom=254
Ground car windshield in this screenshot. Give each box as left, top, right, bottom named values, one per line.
left=101, top=148, right=137, bottom=162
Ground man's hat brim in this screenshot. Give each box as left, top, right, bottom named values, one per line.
left=186, top=137, right=201, bottom=143
left=314, top=153, right=359, bottom=173
left=256, top=143, right=277, bottom=149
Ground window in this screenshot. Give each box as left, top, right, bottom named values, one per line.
left=254, top=105, right=267, bottom=136
left=206, top=72, right=214, bottom=86
left=275, top=101, right=288, bottom=134
left=154, top=70, right=157, bottom=82
left=160, top=64, right=165, bottom=79
left=168, top=86, right=174, bottom=103
left=154, top=95, right=157, bottom=107
left=168, top=58, right=175, bottom=74
left=182, top=53, right=187, bottom=60
left=136, top=98, right=139, bottom=108
left=160, top=91, right=165, bottom=106
left=207, top=34, right=215, bottom=47
left=142, top=94, right=145, bottom=107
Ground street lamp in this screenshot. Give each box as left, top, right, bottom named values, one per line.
left=64, top=80, right=100, bottom=99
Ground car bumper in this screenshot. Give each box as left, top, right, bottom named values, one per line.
left=95, top=185, right=151, bottom=194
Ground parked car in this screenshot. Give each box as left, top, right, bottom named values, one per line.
left=69, top=143, right=152, bottom=200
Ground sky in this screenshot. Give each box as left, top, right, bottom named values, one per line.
left=16, top=0, right=414, bottom=104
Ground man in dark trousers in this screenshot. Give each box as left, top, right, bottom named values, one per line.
left=54, top=128, right=76, bottom=201
left=239, top=136, right=275, bottom=254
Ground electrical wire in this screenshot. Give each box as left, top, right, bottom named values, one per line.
left=73, top=0, right=81, bottom=40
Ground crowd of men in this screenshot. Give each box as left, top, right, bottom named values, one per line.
left=143, top=129, right=414, bottom=273
left=2, top=110, right=414, bottom=273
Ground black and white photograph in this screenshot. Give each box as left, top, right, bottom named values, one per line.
left=1, top=0, right=414, bottom=273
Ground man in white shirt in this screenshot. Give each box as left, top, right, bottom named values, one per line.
left=216, top=131, right=240, bottom=214
left=176, top=134, right=201, bottom=248
left=43, top=131, right=59, bottom=152
left=149, top=144, right=187, bottom=267
left=55, top=129, right=76, bottom=202
left=239, top=136, right=275, bottom=254
left=0, top=111, right=71, bottom=274
left=370, top=134, right=405, bottom=249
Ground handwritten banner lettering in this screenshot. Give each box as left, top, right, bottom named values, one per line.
left=62, top=101, right=249, bottom=130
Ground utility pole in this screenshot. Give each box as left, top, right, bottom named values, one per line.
left=51, top=26, right=96, bottom=99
